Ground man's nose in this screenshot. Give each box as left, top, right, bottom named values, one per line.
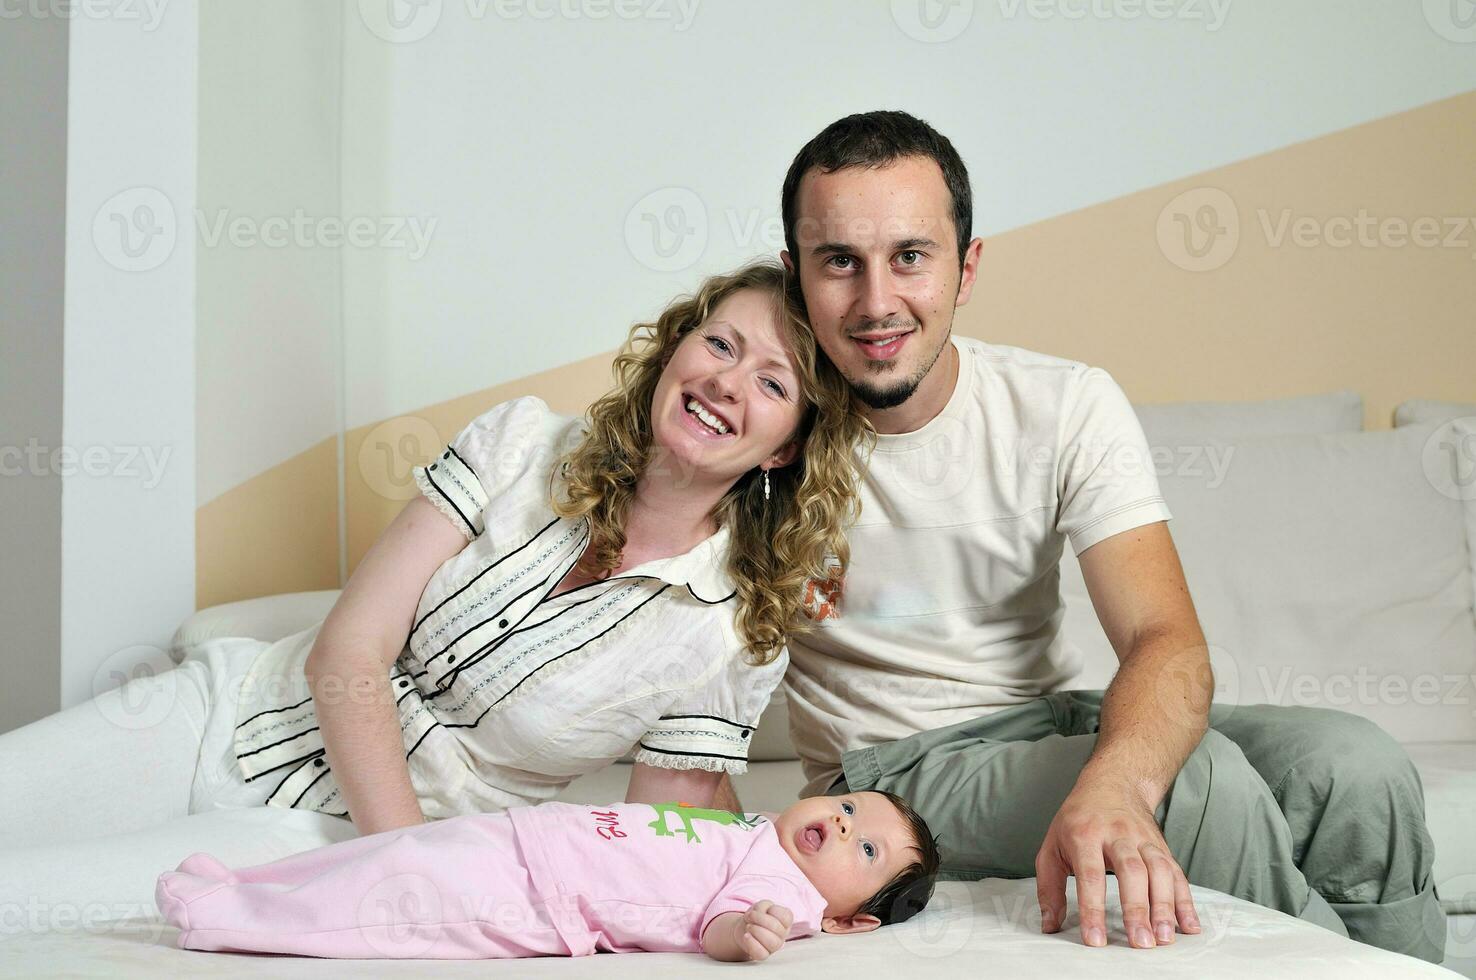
left=856, top=267, right=899, bottom=322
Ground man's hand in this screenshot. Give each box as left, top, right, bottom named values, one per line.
left=1035, top=774, right=1200, bottom=949
left=704, top=901, right=794, bottom=962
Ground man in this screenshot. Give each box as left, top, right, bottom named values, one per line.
left=759, top=110, right=1441, bottom=962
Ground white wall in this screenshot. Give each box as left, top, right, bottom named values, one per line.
left=195, top=1, right=344, bottom=508
left=336, top=0, right=1476, bottom=430
left=59, top=2, right=198, bottom=709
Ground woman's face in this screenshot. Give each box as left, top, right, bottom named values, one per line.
left=649, top=288, right=805, bottom=487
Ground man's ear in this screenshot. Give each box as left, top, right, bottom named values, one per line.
left=821, top=913, right=882, bottom=935
left=765, top=440, right=800, bottom=471
left=780, top=249, right=795, bottom=273
left=955, top=236, right=985, bottom=307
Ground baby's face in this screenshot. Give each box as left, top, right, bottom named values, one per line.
left=774, top=791, right=918, bottom=931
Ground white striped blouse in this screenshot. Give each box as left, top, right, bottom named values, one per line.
left=231, top=396, right=784, bottom=820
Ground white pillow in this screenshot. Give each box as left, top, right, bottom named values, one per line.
left=1394, top=399, right=1476, bottom=427
left=170, top=590, right=342, bottom=661
left=1133, top=390, right=1362, bottom=444
left=1058, top=421, right=1476, bottom=743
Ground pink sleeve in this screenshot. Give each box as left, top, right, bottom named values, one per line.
left=699, top=872, right=827, bottom=952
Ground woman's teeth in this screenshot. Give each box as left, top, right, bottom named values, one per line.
left=686, top=399, right=729, bottom=434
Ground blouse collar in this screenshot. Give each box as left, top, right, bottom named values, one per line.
left=614, top=522, right=737, bottom=604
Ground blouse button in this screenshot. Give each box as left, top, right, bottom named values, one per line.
left=447, top=654, right=456, bottom=665
left=741, top=730, right=751, bottom=739
left=429, top=463, right=437, bottom=471
left=498, top=618, right=509, bottom=629
left=313, top=758, right=325, bottom=768
left=398, top=679, right=409, bottom=689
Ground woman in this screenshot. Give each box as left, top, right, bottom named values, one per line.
left=0, top=261, right=868, bottom=853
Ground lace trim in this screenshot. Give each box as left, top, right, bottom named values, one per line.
left=413, top=466, right=475, bottom=541
left=634, top=747, right=749, bottom=775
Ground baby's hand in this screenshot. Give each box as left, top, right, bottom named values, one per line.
left=735, top=900, right=793, bottom=961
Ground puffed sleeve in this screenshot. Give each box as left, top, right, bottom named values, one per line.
left=635, top=641, right=787, bottom=776
left=1053, top=366, right=1173, bottom=556
left=411, top=395, right=562, bottom=541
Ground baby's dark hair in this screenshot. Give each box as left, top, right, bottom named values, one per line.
left=855, top=789, right=941, bottom=926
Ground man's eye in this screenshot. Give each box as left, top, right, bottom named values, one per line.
left=898, top=250, right=921, bottom=265
left=841, top=802, right=854, bottom=815
left=828, top=255, right=855, bottom=270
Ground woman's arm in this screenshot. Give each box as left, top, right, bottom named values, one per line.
left=624, top=761, right=724, bottom=808
left=304, top=495, right=469, bottom=835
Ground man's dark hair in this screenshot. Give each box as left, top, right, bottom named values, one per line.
left=781, top=110, right=974, bottom=272
left=856, top=788, right=943, bottom=926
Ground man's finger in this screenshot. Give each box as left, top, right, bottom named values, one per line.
left=1108, top=838, right=1152, bottom=949
left=1073, top=849, right=1109, bottom=948
left=1035, top=846, right=1068, bottom=934
left=1142, top=843, right=1180, bottom=944
left=1174, top=866, right=1201, bottom=934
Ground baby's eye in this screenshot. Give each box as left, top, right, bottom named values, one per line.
left=841, top=802, right=854, bottom=815
left=862, top=841, right=876, bottom=860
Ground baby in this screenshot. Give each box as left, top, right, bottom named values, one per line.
left=155, top=790, right=940, bottom=963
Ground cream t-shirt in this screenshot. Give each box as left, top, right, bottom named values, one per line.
left=784, top=337, right=1173, bottom=796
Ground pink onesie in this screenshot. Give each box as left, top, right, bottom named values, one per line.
left=155, top=801, right=829, bottom=958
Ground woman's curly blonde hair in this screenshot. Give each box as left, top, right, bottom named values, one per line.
left=552, top=260, right=871, bottom=664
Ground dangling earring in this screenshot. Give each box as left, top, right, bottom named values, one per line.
left=763, top=468, right=771, bottom=501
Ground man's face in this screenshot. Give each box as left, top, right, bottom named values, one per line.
left=784, top=155, right=978, bottom=412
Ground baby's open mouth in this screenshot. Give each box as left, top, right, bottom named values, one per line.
left=797, top=821, right=827, bottom=854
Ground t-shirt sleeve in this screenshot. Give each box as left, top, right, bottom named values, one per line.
left=634, top=641, right=785, bottom=776
left=411, top=395, right=561, bottom=541
left=1054, top=366, right=1173, bottom=556
left=699, top=834, right=828, bottom=950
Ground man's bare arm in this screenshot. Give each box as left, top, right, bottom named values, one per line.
left=1035, top=521, right=1211, bottom=950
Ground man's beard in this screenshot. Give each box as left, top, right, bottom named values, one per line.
left=847, top=327, right=950, bottom=410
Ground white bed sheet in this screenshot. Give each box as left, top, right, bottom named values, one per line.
left=1, top=877, right=1455, bottom=979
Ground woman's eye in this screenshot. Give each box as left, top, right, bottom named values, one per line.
left=841, top=802, right=854, bottom=815
left=705, top=335, right=732, bottom=355
left=762, top=378, right=786, bottom=398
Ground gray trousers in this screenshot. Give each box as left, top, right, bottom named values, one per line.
left=830, top=691, right=1445, bottom=963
